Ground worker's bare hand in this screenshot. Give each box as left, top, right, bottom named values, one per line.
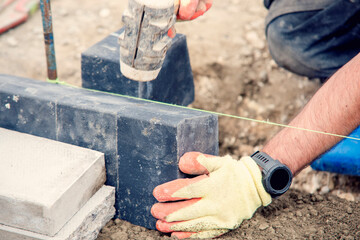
left=175, top=0, right=212, bottom=20
left=151, top=152, right=272, bottom=239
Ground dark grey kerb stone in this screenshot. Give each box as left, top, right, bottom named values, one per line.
left=81, top=28, right=194, bottom=106
left=0, top=74, right=218, bottom=229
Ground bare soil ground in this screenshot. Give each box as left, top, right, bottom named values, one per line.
left=1, top=0, right=359, bottom=239
left=97, top=189, right=360, bottom=240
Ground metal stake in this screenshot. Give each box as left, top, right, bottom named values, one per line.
left=39, top=0, right=58, bottom=81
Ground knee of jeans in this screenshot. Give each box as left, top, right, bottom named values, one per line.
left=266, top=22, right=315, bottom=77
left=266, top=20, right=332, bottom=78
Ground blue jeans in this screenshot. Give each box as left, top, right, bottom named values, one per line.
left=266, top=0, right=360, bottom=79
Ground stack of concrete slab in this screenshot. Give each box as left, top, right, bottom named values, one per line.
left=0, top=128, right=115, bottom=240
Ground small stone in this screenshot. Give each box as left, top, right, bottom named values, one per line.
left=338, top=192, right=355, bottom=202
left=253, top=49, right=262, bottom=59
left=245, top=31, right=265, bottom=49
left=295, top=210, right=303, bottom=217
left=6, top=37, right=18, bottom=47
left=316, top=195, right=324, bottom=202
left=272, top=221, right=281, bottom=228
left=320, top=186, right=330, bottom=194
left=114, top=218, right=121, bottom=225
left=269, top=59, right=277, bottom=69
left=259, top=70, right=268, bottom=83
left=346, top=207, right=353, bottom=214
left=310, top=209, right=318, bottom=216
left=258, top=223, right=269, bottom=230
left=99, top=8, right=110, bottom=18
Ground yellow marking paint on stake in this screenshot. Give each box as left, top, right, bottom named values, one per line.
left=49, top=80, right=360, bottom=142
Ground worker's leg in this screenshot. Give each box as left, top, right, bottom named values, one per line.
left=266, top=0, right=360, bottom=80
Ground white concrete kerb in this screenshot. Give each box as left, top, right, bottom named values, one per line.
left=0, top=185, right=115, bottom=240
left=0, top=128, right=106, bottom=236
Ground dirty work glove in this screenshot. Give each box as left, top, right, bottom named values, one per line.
left=151, top=152, right=272, bottom=239
left=174, top=0, right=213, bottom=20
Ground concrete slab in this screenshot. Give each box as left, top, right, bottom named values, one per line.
left=0, top=128, right=106, bottom=236
left=81, top=28, right=194, bottom=106
left=0, top=185, right=115, bottom=240
left=0, top=74, right=218, bottom=229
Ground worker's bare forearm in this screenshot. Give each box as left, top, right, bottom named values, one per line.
left=262, top=53, right=360, bottom=175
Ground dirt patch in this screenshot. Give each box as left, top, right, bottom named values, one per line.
left=97, top=189, right=360, bottom=240
left=225, top=189, right=360, bottom=240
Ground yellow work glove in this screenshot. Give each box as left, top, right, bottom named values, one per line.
left=151, top=152, right=272, bottom=239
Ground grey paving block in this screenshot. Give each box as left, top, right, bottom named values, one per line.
left=0, top=74, right=218, bottom=229
left=0, top=128, right=105, bottom=236
left=81, top=28, right=194, bottom=106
